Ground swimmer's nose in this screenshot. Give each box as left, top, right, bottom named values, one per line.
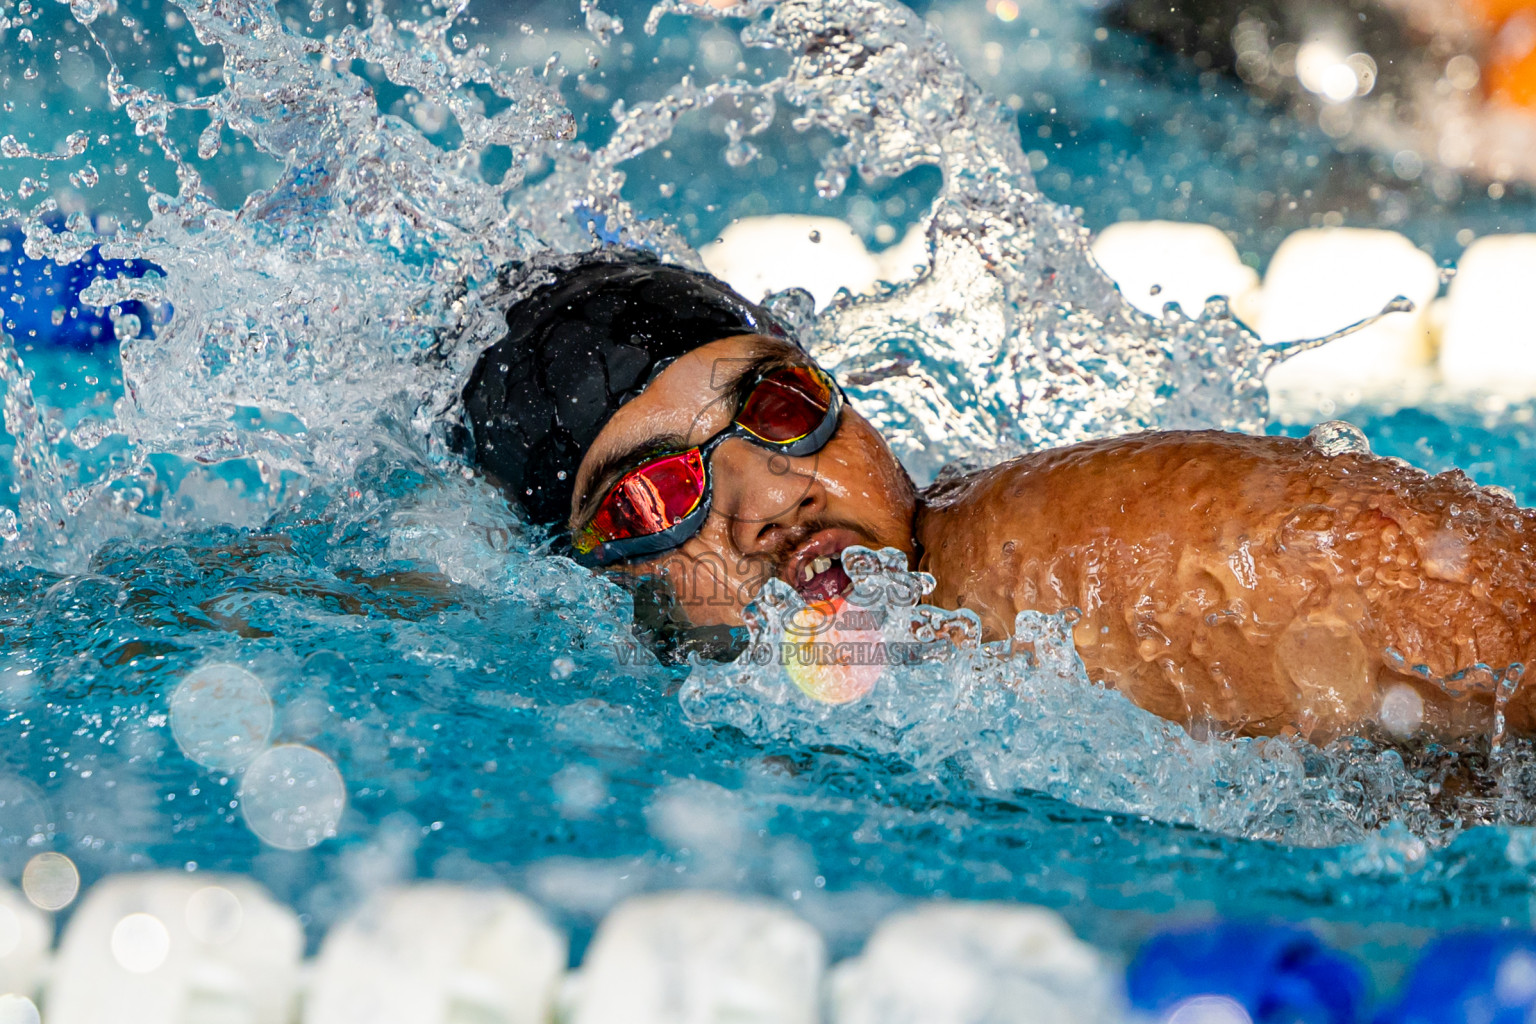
left=708, top=437, right=825, bottom=556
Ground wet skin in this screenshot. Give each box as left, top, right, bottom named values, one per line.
left=571, top=334, right=1536, bottom=743
left=570, top=334, right=920, bottom=614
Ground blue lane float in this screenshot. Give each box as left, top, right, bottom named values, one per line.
left=0, top=218, right=163, bottom=351
left=1127, top=921, right=1368, bottom=1024
left=1376, top=932, right=1536, bottom=1024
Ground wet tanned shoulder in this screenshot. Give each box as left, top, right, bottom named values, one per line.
left=915, top=430, right=1536, bottom=743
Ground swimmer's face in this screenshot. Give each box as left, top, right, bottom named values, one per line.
left=569, top=334, right=918, bottom=630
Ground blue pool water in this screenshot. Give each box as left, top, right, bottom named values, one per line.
left=5, top=0, right=1536, bottom=1009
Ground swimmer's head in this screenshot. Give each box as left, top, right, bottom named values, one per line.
left=460, top=249, right=919, bottom=654
left=459, top=249, right=789, bottom=527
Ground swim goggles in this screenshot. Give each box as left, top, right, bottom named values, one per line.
left=571, top=362, right=843, bottom=567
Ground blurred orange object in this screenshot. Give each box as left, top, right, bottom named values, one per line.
left=1487, top=38, right=1536, bottom=107
left=1464, top=0, right=1536, bottom=107
left=1465, top=0, right=1536, bottom=22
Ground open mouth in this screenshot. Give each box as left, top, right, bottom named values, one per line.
left=796, top=550, right=852, bottom=604
left=783, top=528, right=861, bottom=604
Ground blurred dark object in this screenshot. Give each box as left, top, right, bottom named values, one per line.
left=1106, top=0, right=1536, bottom=185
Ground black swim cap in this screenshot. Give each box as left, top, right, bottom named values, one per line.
left=459, top=249, right=789, bottom=527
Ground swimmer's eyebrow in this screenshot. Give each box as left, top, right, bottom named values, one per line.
left=570, top=349, right=794, bottom=532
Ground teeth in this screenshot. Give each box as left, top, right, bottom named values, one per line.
left=796, top=553, right=840, bottom=585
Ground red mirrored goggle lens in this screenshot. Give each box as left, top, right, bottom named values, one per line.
left=575, top=448, right=706, bottom=554
left=575, top=365, right=837, bottom=557
left=738, top=365, right=834, bottom=444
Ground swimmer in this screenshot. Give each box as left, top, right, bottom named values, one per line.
left=459, top=249, right=1536, bottom=744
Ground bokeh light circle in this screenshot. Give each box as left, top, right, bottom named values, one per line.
left=169, top=663, right=274, bottom=770
left=21, top=851, right=79, bottom=911
left=110, top=913, right=170, bottom=973
left=238, top=744, right=346, bottom=850
left=0, top=995, right=41, bottom=1024
left=185, top=886, right=243, bottom=944
left=1164, top=995, right=1253, bottom=1024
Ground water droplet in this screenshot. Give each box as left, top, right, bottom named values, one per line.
left=68, top=0, right=100, bottom=25
left=197, top=121, right=222, bottom=159
left=1378, top=684, right=1424, bottom=740
left=68, top=416, right=112, bottom=452
left=763, top=287, right=816, bottom=335
left=110, top=312, right=141, bottom=341
left=724, top=139, right=759, bottom=168
left=1307, top=419, right=1371, bottom=456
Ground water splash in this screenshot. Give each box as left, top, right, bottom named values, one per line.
left=3, top=0, right=1348, bottom=567
left=681, top=546, right=1484, bottom=848
left=1306, top=419, right=1372, bottom=457
left=0, top=0, right=1514, bottom=861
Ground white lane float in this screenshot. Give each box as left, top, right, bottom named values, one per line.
left=828, top=901, right=1116, bottom=1024
left=700, top=215, right=927, bottom=311
left=1254, top=228, right=1439, bottom=410
left=565, top=891, right=825, bottom=1024
left=701, top=215, right=882, bottom=310
left=45, top=872, right=302, bottom=1024
left=304, top=883, right=566, bottom=1024
left=1438, top=234, right=1536, bottom=398
left=1090, top=219, right=1260, bottom=322
left=0, top=884, right=49, bottom=1003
